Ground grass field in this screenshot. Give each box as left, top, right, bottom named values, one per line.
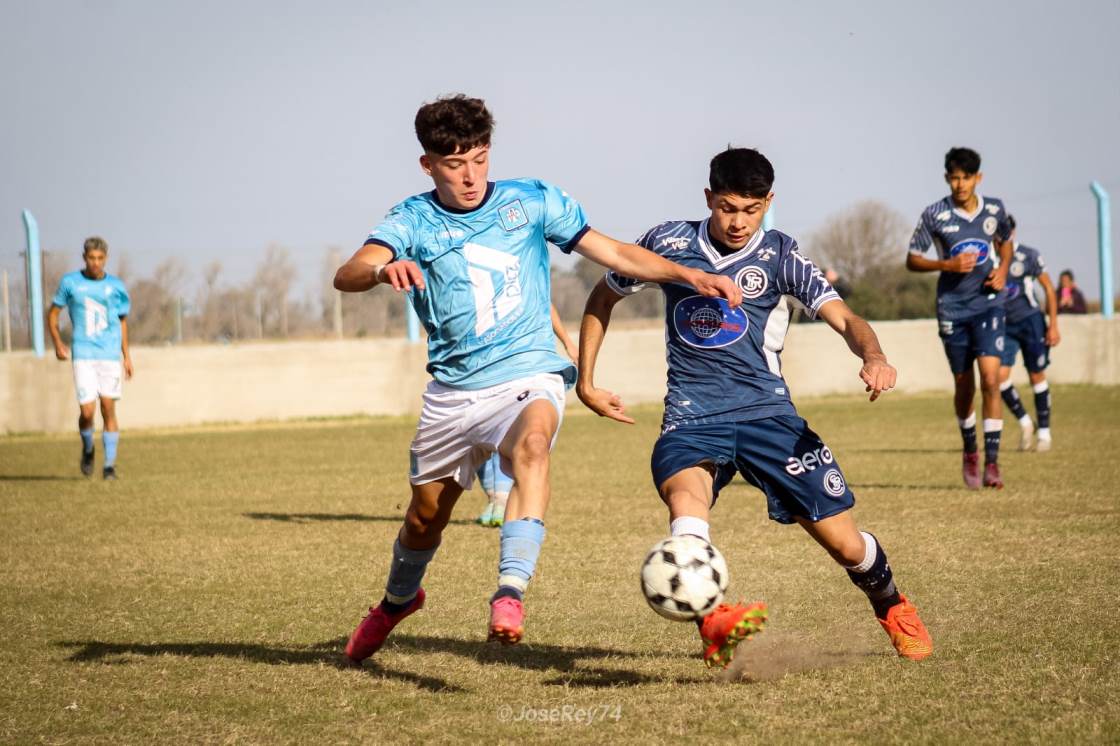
left=2, top=386, right=1118, bottom=744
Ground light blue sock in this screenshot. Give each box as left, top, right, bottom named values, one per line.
left=496, top=518, right=546, bottom=598
left=383, top=538, right=438, bottom=608
left=80, top=429, right=94, bottom=454
left=103, top=431, right=120, bottom=467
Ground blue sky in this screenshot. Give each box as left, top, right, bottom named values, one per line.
left=2, top=0, right=1117, bottom=301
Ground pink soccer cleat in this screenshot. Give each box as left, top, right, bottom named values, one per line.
left=345, top=589, right=425, bottom=663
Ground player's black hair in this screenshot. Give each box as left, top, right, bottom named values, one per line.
left=945, top=147, right=982, bottom=175
left=1007, top=214, right=1017, bottom=231
left=414, top=94, right=495, bottom=156
left=709, top=147, right=774, bottom=198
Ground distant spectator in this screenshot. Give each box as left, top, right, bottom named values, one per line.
left=824, top=268, right=852, bottom=300
left=1057, top=270, right=1087, bottom=314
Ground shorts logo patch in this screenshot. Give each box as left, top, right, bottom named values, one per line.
left=734, top=266, right=769, bottom=299
left=672, top=296, right=748, bottom=349
left=983, top=216, right=998, bottom=236
left=995, top=336, right=1005, bottom=352
left=1037, top=354, right=1046, bottom=368
left=785, top=445, right=834, bottom=476
left=517, top=390, right=530, bottom=401
left=822, top=468, right=846, bottom=497
left=499, top=200, right=529, bottom=231
left=949, top=238, right=990, bottom=264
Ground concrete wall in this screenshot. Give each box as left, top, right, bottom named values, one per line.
left=2, top=315, right=1117, bottom=434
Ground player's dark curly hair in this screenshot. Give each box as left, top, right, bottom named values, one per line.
left=414, top=94, right=495, bottom=155
left=945, top=147, right=981, bottom=175
left=709, top=147, right=774, bottom=198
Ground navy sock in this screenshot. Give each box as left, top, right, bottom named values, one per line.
left=983, top=419, right=1002, bottom=464
left=958, top=415, right=978, bottom=454
left=381, top=538, right=437, bottom=612
left=1034, top=382, right=1051, bottom=429
left=492, top=585, right=524, bottom=602
left=1000, top=382, right=1028, bottom=421
left=844, top=532, right=900, bottom=618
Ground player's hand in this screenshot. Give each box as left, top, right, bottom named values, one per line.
left=54, top=345, right=70, bottom=361
left=859, top=354, right=896, bottom=402
left=944, top=252, right=978, bottom=273
left=123, top=356, right=134, bottom=380
left=1046, top=325, right=1061, bottom=347
left=377, top=261, right=426, bottom=292
left=576, top=385, right=635, bottom=424
left=563, top=341, right=579, bottom=363
left=688, top=270, right=742, bottom=309
left=984, top=266, right=1008, bottom=291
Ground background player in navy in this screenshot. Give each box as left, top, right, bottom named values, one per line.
left=47, top=237, right=133, bottom=481
left=998, top=216, right=1060, bottom=452
left=578, top=148, right=932, bottom=667
left=333, top=95, right=740, bottom=663
left=906, top=147, right=1014, bottom=489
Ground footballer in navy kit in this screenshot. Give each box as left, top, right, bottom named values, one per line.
left=998, top=216, right=1060, bottom=452
left=906, top=147, right=1014, bottom=490
left=333, top=95, right=740, bottom=665
left=578, top=148, right=932, bottom=668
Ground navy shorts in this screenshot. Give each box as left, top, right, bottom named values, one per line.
left=938, top=306, right=1006, bottom=374
left=1001, top=313, right=1050, bottom=372
left=651, top=414, right=855, bottom=525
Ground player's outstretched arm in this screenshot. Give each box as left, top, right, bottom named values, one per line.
left=1038, top=272, right=1061, bottom=347
left=576, top=279, right=634, bottom=424
left=550, top=303, right=578, bottom=362
left=47, top=305, right=68, bottom=361
left=906, top=252, right=976, bottom=274
left=573, top=229, right=742, bottom=308
left=120, top=317, right=133, bottom=379
left=333, top=244, right=425, bottom=293
left=817, top=300, right=897, bottom=402
left=985, top=238, right=1013, bottom=291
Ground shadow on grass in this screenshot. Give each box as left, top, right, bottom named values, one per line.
left=0, top=475, right=87, bottom=482
left=55, top=639, right=463, bottom=693
left=846, top=448, right=961, bottom=454
left=850, top=482, right=961, bottom=491
left=243, top=512, right=475, bottom=526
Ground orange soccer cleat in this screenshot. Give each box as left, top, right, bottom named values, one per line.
left=699, top=601, right=767, bottom=669
left=877, top=593, right=933, bottom=661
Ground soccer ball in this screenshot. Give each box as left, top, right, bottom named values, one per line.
left=640, top=535, right=729, bottom=621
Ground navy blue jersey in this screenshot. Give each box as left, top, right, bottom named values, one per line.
left=607, top=220, right=840, bottom=431
left=1005, top=244, right=1047, bottom=324
left=909, top=195, right=1013, bottom=321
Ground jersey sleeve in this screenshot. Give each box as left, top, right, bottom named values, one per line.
left=776, top=241, right=841, bottom=318
left=114, top=279, right=131, bottom=317
left=995, top=205, right=1013, bottom=242
left=364, top=203, right=416, bottom=261
left=908, top=210, right=935, bottom=255
left=51, top=276, right=71, bottom=308
left=1030, top=250, right=1046, bottom=278
left=539, top=181, right=589, bottom=254
left=604, top=223, right=663, bottom=296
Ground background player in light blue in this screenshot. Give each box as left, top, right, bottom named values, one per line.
left=333, top=94, right=741, bottom=664
left=998, top=215, right=1060, bottom=452
left=578, top=148, right=932, bottom=668
left=47, top=236, right=133, bottom=480
left=906, top=147, right=1014, bottom=490
left=475, top=303, right=578, bottom=528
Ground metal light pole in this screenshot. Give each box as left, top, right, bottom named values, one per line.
left=1090, top=181, right=1113, bottom=318
left=22, top=210, right=45, bottom=356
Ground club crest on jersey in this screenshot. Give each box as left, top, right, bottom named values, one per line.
left=949, top=238, right=990, bottom=264
left=1005, top=282, right=1021, bottom=300
left=735, top=266, right=769, bottom=300
left=1010, top=260, right=1025, bottom=278
left=672, top=296, right=748, bottom=349
left=983, top=216, right=998, bottom=236
left=498, top=200, right=529, bottom=231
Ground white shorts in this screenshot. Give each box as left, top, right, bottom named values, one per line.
left=409, top=372, right=567, bottom=488
left=73, top=359, right=123, bottom=405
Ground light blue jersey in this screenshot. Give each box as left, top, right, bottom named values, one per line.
left=365, top=179, right=589, bottom=389
left=51, top=271, right=131, bottom=361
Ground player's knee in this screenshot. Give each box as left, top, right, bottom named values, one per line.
left=828, top=534, right=866, bottom=566
left=512, top=430, right=551, bottom=467
left=403, top=506, right=444, bottom=540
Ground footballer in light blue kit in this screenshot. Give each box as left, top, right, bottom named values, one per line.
left=47, top=236, right=133, bottom=481
left=906, top=147, right=1014, bottom=490
left=334, top=94, right=741, bottom=664
left=579, top=148, right=932, bottom=668
left=998, top=215, right=1060, bottom=452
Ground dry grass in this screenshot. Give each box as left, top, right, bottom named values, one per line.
left=1, top=386, right=1118, bottom=744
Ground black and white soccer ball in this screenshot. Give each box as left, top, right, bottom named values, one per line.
left=640, top=535, right=729, bottom=621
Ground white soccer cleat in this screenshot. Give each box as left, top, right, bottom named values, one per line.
left=1018, top=420, right=1035, bottom=451
left=1036, top=434, right=1052, bottom=452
